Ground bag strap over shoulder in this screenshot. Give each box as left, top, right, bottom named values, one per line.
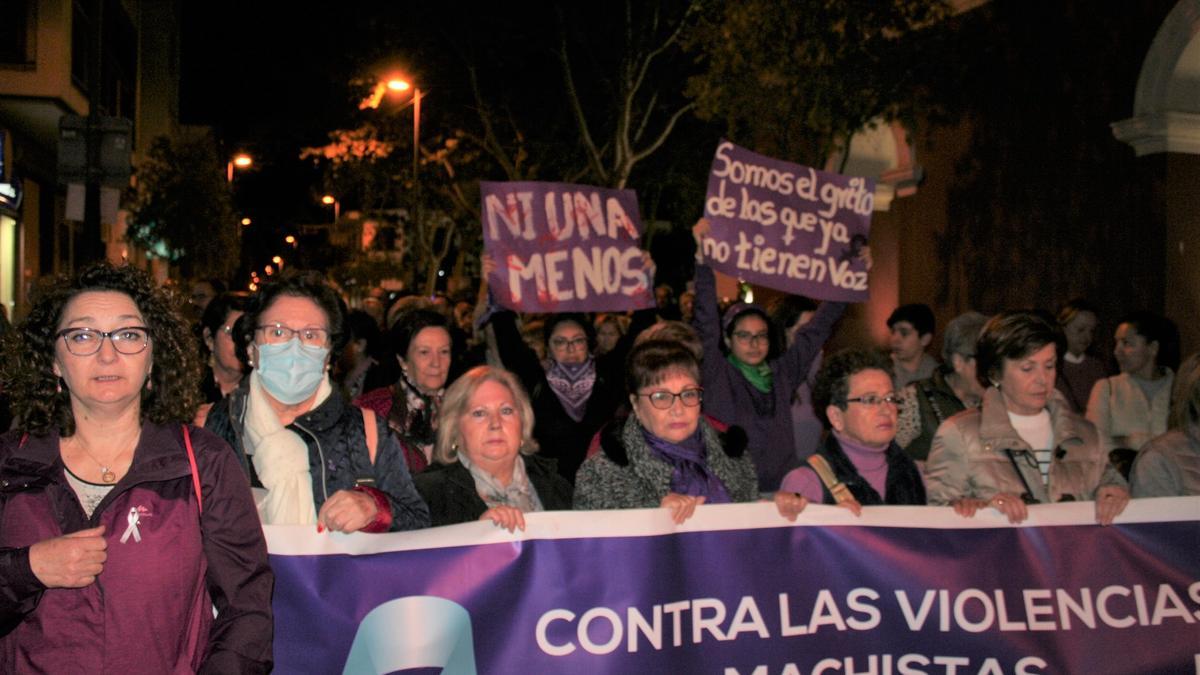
left=805, top=454, right=861, bottom=509
left=182, top=425, right=203, bottom=515
left=361, top=407, right=379, bottom=465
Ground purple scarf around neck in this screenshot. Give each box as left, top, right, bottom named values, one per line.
left=544, top=357, right=596, bottom=422
left=641, top=426, right=732, bottom=504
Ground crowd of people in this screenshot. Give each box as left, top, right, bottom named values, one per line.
left=0, top=216, right=1194, bottom=670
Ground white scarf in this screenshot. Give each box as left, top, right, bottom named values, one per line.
left=458, top=452, right=543, bottom=513
left=244, top=371, right=331, bottom=525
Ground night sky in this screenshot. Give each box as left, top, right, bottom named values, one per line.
left=177, top=3, right=709, bottom=284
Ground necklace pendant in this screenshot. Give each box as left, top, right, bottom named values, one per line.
left=101, top=468, right=116, bottom=483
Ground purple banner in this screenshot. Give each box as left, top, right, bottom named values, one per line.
left=268, top=499, right=1199, bottom=674
left=703, top=140, right=875, bottom=302
left=481, top=181, right=655, bottom=313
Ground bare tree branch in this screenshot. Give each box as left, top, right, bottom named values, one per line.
left=629, top=101, right=697, bottom=167
left=559, top=33, right=609, bottom=185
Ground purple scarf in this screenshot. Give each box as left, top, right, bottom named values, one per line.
left=642, top=426, right=732, bottom=504
left=543, top=357, right=596, bottom=422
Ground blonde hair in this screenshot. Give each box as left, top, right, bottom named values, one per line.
left=434, top=365, right=538, bottom=464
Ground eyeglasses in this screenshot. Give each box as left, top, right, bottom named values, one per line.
left=732, top=331, right=769, bottom=346
left=57, top=327, right=150, bottom=356
left=549, top=336, right=588, bottom=351
left=638, top=388, right=703, bottom=410
left=843, top=393, right=902, bottom=408
left=257, top=324, right=330, bottom=346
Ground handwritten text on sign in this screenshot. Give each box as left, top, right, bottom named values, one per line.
left=482, top=181, right=655, bottom=313
left=704, top=141, right=874, bottom=302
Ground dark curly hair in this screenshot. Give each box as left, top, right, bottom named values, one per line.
left=1, top=263, right=201, bottom=436
left=239, top=270, right=348, bottom=360
left=812, top=349, right=894, bottom=427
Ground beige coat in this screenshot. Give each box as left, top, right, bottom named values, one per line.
left=1086, top=371, right=1174, bottom=455
left=926, top=388, right=1125, bottom=505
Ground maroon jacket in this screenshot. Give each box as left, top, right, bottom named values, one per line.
left=0, top=423, right=273, bottom=673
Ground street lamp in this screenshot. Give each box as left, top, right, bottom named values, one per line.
left=360, top=75, right=421, bottom=186
left=227, top=153, right=252, bottom=182
left=321, top=194, right=341, bottom=223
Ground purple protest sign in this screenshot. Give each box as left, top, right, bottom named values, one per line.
left=268, top=499, right=1200, bottom=674
left=703, top=140, right=875, bottom=302
left=481, top=181, right=655, bottom=313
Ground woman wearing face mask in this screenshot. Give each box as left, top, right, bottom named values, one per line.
left=1087, top=311, right=1179, bottom=462
left=357, top=308, right=453, bottom=474
left=692, top=219, right=850, bottom=491
left=205, top=272, right=429, bottom=532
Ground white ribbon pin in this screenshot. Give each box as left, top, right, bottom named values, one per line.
left=120, top=507, right=142, bottom=544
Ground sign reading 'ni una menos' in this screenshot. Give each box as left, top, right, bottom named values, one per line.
left=481, top=181, right=655, bottom=313
left=703, top=140, right=875, bottom=302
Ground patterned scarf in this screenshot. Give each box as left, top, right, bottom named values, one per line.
left=391, top=372, right=443, bottom=460
left=458, top=452, right=543, bottom=513
left=641, top=426, right=732, bottom=504
left=727, top=354, right=773, bottom=393
left=543, top=357, right=596, bottom=422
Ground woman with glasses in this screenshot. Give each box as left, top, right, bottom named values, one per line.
left=415, top=366, right=572, bottom=530
left=692, top=219, right=850, bottom=491
left=0, top=263, right=272, bottom=671
left=194, top=291, right=249, bottom=426
left=777, top=350, right=926, bottom=516
left=205, top=271, right=429, bottom=532
left=575, top=340, right=759, bottom=523
left=895, top=311, right=989, bottom=466
left=481, top=256, right=656, bottom=484
left=926, top=311, right=1129, bottom=525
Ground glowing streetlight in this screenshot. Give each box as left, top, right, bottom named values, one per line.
left=321, top=194, right=341, bottom=223
left=227, top=153, right=253, bottom=182
left=285, top=235, right=296, bottom=245
left=272, top=255, right=283, bottom=264
left=387, top=78, right=410, bottom=92
left=241, top=217, right=252, bottom=226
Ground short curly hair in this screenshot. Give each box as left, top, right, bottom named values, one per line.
left=238, top=270, right=348, bottom=358
left=812, top=349, right=895, bottom=427
left=2, top=263, right=201, bottom=436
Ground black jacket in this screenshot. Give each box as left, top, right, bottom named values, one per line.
left=489, top=309, right=656, bottom=483
left=811, top=433, right=926, bottom=506
left=205, top=383, right=430, bottom=531
left=414, top=454, right=573, bottom=527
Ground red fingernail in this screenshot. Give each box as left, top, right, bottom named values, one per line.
left=317, top=523, right=324, bottom=533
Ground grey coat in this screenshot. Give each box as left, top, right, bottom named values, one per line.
left=574, top=415, right=759, bottom=510
left=1130, top=429, right=1200, bottom=497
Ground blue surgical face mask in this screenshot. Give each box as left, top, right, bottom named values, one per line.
left=254, top=338, right=330, bottom=405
